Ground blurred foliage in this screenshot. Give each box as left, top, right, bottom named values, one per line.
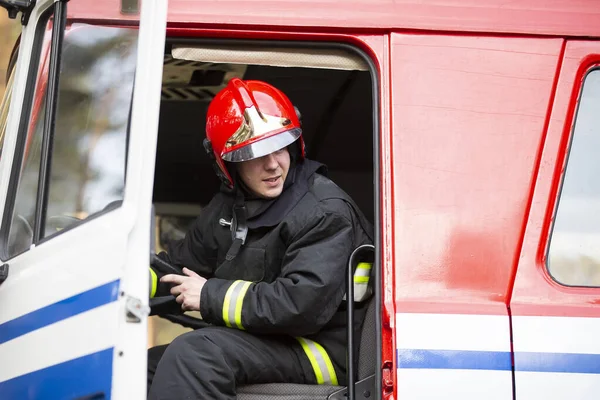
left=549, top=255, right=600, bottom=287
left=0, top=13, right=20, bottom=96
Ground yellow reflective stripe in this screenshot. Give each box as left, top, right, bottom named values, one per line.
left=234, top=281, right=252, bottom=330
left=223, top=280, right=252, bottom=329
left=297, top=338, right=325, bottom=384
left=296, top=337, right=338, bottom=385
left=150, top=268, right=158, bottom=298
left=314, top=341, right=338, bottom=386
left=356, top=262, right=372, bottom=270
left=222, top=281, right=240, bottom=328
left=354, top=262, right=372, bottom=284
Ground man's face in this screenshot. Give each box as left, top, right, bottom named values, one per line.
left=236, top=148, right=290, bottom=199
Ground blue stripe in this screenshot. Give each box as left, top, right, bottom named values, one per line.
left=398, top=349, right=600, bottom=374
left=397, top=349, right=512, bottom=371
left=0, top=280, right=120, bottom=345
left=515, top=351, right=600, bottom=374
left=0, top=348, right=113, bottom=400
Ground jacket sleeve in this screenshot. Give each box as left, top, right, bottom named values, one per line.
left=150, top=211, right=219, bottom=298
left=199, top=207, right=355, bottom=336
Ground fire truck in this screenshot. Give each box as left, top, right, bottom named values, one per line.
left=0, top=0, right=599, bottom=399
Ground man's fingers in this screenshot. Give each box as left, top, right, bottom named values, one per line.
left=170, top=285, right=183, bottom=296
left=177, top=294, right=192, bottom=311
left=161, top=274, right=185, bottom=284
left=182, top=267, right=200, bottom=278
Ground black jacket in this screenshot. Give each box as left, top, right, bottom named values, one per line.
left=152, top=159, right=373, bottom=385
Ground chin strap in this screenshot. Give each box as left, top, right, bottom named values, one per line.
left=203, top=138, right=233, bottom=188
left=204, top=138, right=249, bottom=261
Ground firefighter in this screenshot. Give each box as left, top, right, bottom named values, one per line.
left=147, top=78, right=373, bottom=399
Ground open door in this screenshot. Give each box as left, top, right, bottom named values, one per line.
left=0, top=0, right=167, bottom=398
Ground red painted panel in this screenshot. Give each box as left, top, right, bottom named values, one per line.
left=390, top=34, right=562, bottom=315
left=66, top=0, right=600, bottom=38
left=368, top=34, right=397, bottom=400
left=511, top=41, right=600, bottom=318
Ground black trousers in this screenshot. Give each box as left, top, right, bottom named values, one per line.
left=147, top=326, right=316, bottom=399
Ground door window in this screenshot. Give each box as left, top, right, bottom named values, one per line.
left=4, top=21, right=138, bottom=258
left=548, top=69, right=600, bottom=286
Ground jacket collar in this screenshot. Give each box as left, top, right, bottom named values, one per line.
left=223, top=159, right=327, bottom=229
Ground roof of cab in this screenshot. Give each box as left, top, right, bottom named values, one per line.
left=67, top=0, right=600, bottom=38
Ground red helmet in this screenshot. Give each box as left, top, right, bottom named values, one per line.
left=205, top=78, right=305, bottom=187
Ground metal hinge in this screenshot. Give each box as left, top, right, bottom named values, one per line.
left=382, top=361, right=394, bottom=395
left=328, top=375, right=375, bottom=400
left=125, top=295, right=150, bottom=323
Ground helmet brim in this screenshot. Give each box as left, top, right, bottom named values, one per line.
left=222, top=128, right=302, bottom=162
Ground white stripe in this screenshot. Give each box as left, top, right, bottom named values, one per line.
left=0, top=303, right=118, bottom=382
left=515, top=372, right=600, bottom=400
left=397, top=369, right=512, bottom=400
left=512, top=315, right=600, bottom=354
left=396, top=313, right=510, bottom=351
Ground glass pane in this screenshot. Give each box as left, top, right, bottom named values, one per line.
left=6, top=22, right=139, bottom=258
left=548, top=69, right=600, bottom=286
left=43, top=25, right=138, bottom=236
left=6, top=17, right=53, bottom=257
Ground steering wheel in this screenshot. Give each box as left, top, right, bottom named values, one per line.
left=149, top=254, right=210, bottom=329
left=149, top=295, right=180, bottom=315
left=46, top=215, right=81, bottom=232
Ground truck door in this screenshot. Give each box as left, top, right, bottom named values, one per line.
left=511, top=41, right=600, bottom=399
left=0, top=1, right=167, bottom=399
left=390, top=33, right=563, bottom=400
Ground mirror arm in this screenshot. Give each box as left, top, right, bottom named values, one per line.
left=0, top=0, right=36, bottom=25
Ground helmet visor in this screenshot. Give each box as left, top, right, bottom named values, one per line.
left=222, top=128, right=301, bottom=162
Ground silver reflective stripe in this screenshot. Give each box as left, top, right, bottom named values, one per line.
left=353, top=283, right=369, bottom=302
left=222, top=280, right=252, bottom=329
left=354, top=262, right=371, bottom=301
left=343, top=262, right=373, bottom=302
left=354, top=263, right=371, bottom=282
left=296, top=337, right=339, bottom=385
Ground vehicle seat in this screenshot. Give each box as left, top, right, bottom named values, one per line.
left=237, top=296, right=377, bottom=399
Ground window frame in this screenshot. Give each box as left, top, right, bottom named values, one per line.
left=31, top=0, right=68, bottom=244
left=545, top=64, right=600, bottom=288
left=0, top=4, right=56, bottom=260
left=161, top=36, right=383, bottom=393
left=35, top=24, right=139, bottom=246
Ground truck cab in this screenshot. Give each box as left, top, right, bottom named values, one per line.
left=0, top=0, right=599, bottom=399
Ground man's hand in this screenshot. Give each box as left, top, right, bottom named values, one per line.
left=160, top=268, right=207, bottom=312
